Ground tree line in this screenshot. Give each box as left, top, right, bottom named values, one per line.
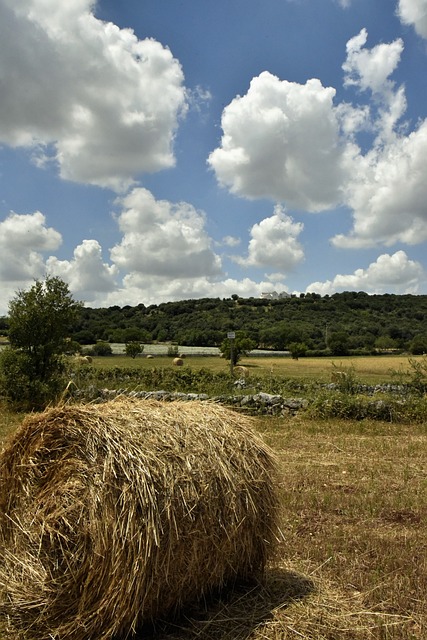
left=65, top=291, right=427, bottom=355
left=2, top=289, right=426, bottom=356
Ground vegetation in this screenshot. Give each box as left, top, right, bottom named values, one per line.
left=41, top=292, right=427, bottom=353
left=1, top=284, right=426, bottom=636
left=3, top=292, right=426, bottom=355
left=0, top=277, right=82, bottom=410
left=90, top=341, right=113, bottom=356
left=125, top=341, right=144, bottom=358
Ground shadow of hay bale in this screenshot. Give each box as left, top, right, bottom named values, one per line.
left=0, top=399, right=280, bottom=640
left=142, top=567, right=314, bottom=640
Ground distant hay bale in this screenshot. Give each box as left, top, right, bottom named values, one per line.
left=146, top=354, right=154, bottom=359
left=173, top=357, right=184, bottom=366
left=71, top=354, right=91, bottom=365
left=0, top=399, right=279, bottom=640
left=234, top=365, right=249, bottom=378
left=179, top=352, right=186, bottom=358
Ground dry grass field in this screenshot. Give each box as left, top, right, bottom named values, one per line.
left=89, top=353, right=415, bottom=385
left=0, top=392, right=426, bottom=639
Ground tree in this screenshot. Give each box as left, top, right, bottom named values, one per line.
left=220, top=332, right=256, bottom=366
left=125, top=342, right=143, bottom=358
left=0, top=276, right=82, bottom=409
left=92, top=341, right=113, bottom=356
left=288, top=342, right=308, bottom=360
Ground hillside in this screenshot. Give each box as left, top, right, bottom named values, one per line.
left=63, top=292, right=427, bottom=355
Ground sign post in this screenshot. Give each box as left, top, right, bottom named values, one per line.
left=227, top=331, right=235, bottom=377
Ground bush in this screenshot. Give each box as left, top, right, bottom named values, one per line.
left=125, top=342, right=143, bottom=359
left=304, top=391, right=427, bottom=423
left=92, top=342, right=113, bottom=356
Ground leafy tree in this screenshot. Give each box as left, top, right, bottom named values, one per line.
left=220, top=332, right=256, bottom=366
left=0, top=276, right=82, bottom=409
left=92, top=341, right=113, bottom=356
left=288, top=342, right=308, bottom=360
left=125, top=342, right=143, bottom=358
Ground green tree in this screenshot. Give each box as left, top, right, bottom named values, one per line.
left=92, top=341, right=113, bottom=356
left=0, top=276, right=82, bottom=409
left=125, top=341, right=143, bottom=358
left=288, top=341, right=308, bottom=360
left=220, top=332, right=256, bottom=366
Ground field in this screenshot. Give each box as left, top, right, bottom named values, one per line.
left=0, top=355, right=426, bottom=639
left=89, top=353, right=415, bottom=385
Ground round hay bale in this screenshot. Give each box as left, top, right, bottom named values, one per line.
left=233, top=365, right=249, bottom=378
left=146, top=354, right=154, bottom=359
left=71, top=354, right=91, bottom=366
left=173, top=357, right=184, bottom=366
left=0, top=399, right=279, bottom=640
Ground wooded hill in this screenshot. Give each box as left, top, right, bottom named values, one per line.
left=66, top=292, right=427, bottom=355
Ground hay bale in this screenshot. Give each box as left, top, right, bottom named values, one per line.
left=0, top=399, right=279, bottom=640
left=234, top=365, right=249, bottom=378
left=71, top=354, right=91, bottom=366
left=173, top=357, right=184, bottom=366
left=146, top=354, right=154, bottom=359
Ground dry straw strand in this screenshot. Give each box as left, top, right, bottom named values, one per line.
left=0, top=399, right=279, bottom=640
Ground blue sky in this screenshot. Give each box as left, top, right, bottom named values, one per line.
left=1, top=0, right=427, bottom=313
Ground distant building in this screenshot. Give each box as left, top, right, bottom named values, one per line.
left=260, top=291, right=291, bottom=300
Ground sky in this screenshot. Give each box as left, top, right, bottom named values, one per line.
left=1, top=0, right=427, bottom=314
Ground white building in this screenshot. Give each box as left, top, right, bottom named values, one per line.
left=260, top=291, right=291, bottom=300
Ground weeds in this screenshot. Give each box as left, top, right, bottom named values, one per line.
left=390, top=356, right=427, bottom=394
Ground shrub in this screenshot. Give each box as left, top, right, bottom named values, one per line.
left=92, top=341, right=113, bottom=356
left=125, top=342, right=143, bottom=359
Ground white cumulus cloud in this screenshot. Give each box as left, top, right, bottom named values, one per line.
left=397, top=0, right=427, bottom=38
left=208, top=71, right=355, bottom=211
left=343, top=28, right=404, bottom=95
left=306, top=251, right=425, bottom=295
left=235, top=205, right=304, bottom=271
left=209, top=30, right=427, bottom=253
left=0, top=0, right=187, bottom=191
left=0, top=211, right=62, bottom=314
left=335, top=119, right=427, bottom=248
left=0, top=211, right=61, bottom=282
left=111, top=188, right=222, bottom=279
left=46, top=240, right=117, bottom=304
